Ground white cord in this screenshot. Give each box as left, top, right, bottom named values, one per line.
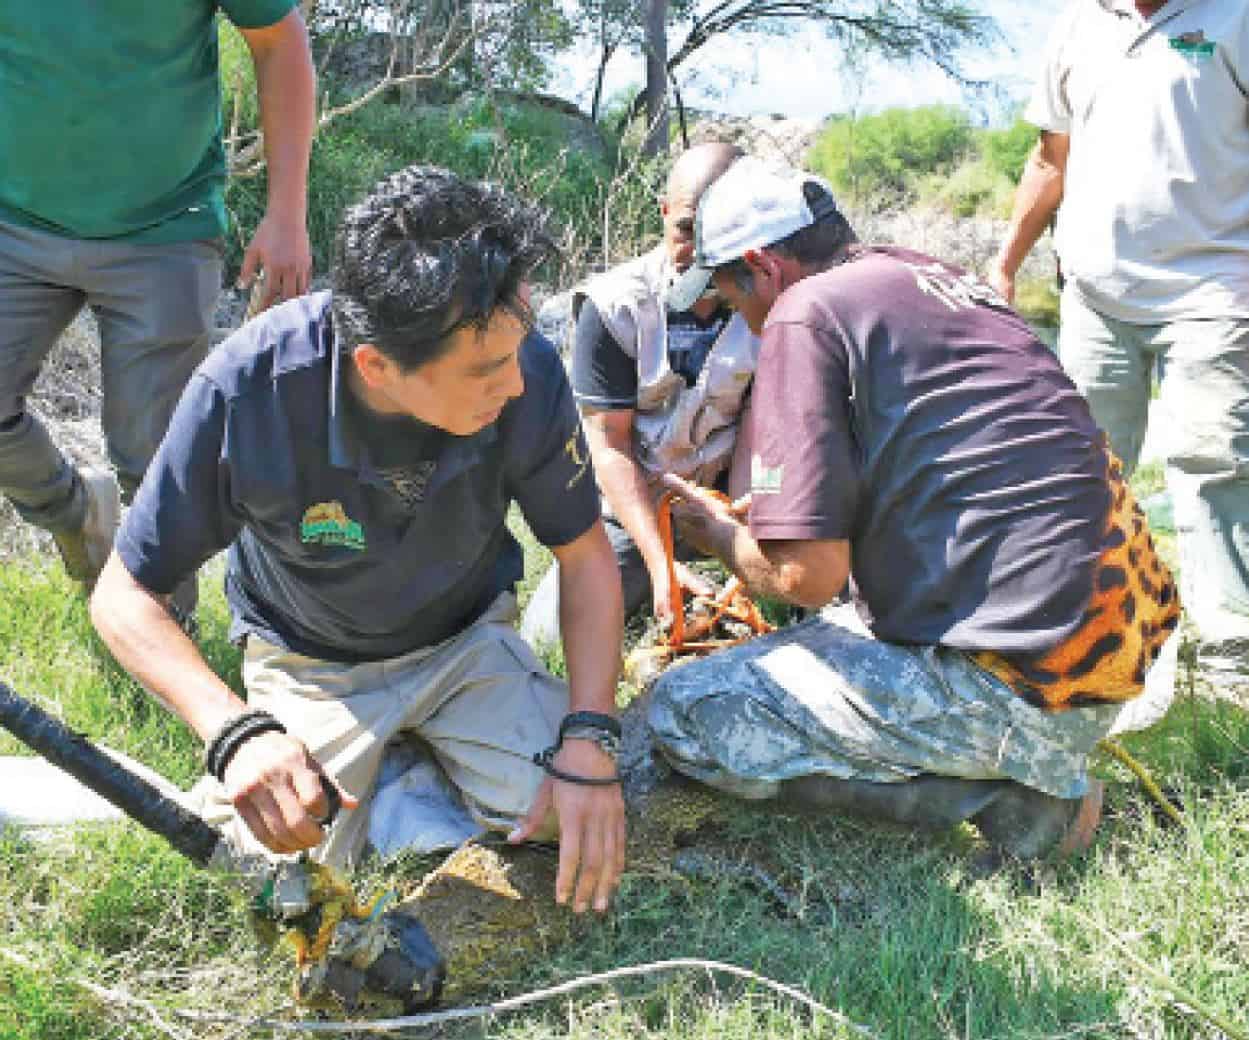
left=172, top=956, right=881, bottom=1037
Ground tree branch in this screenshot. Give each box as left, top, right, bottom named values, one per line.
left=228, top=5, right=480, bottom=178
left=617, top=0, right=1000, bottom=132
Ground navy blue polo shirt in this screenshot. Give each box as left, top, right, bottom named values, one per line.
left=117, top=291, right=601, bottom=663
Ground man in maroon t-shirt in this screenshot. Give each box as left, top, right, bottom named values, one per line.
left=644, top=158, right=1180, bottom=862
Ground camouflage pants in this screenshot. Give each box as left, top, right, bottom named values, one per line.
left=648, top=607, right=1134, bottom=801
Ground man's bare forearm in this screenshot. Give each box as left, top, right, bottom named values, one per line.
left=664, top=476, right=849, bottom=610
left=594, top=447, right=670, bottom=581
left=994, top=133, right=1068, bottom=287
left=582, top=411, right=671, bottom=587
left=247, top=12, right=315, bottom=220
left=90, top=554, right=245, bottom=741
left=704, top=517, right=804, bottom=604
left=555, top=524, right=624, bottom=716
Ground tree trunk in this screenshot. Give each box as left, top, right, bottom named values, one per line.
left=591, top=40, right=616, bottom=124
left=642, top=0, right=669, bottom=157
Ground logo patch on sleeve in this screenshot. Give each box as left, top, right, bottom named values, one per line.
left=300, top=500, right=366, bottom=551
left=750, top=453, right=784, bottom=495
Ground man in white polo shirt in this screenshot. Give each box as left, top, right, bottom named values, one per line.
left=991, top=0, right=1249, bottom=684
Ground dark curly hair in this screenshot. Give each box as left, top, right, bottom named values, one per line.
left=332, top=165, right=557, bottom=370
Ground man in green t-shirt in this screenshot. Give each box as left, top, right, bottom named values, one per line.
left=0, top=1, right=315, bottom=621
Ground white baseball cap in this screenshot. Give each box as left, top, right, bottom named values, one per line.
left=669, top=157, right=841, bottom=312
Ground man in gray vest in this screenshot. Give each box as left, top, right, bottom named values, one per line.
left=521, top=142, right=758, bottom=646
left=991, top=0, right=1249, bottom=686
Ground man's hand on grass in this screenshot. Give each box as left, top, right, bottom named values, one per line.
left=508, top=739, right=626, bottom=914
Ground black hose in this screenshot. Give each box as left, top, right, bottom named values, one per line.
left=0, top=679, right=220, bottom=866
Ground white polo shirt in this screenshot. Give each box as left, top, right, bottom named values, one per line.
left=1027, top=0, right=1249, bottom=324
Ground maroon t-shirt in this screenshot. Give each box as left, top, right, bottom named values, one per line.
left=748, top=247, right=1112, bottom=656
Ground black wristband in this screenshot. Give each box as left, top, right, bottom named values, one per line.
left=532, top=745, right=621, bottom=786
left=204, top=709, right=287, bottom=783
left=558, top=711, right=621, bottom=744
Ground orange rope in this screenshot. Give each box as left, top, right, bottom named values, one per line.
left=655, top=489, right=774, bottom=656
left=656, top=490, right=686, bottom=646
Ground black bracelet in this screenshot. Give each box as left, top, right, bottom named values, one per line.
left=532, top=745, right=621, bottom=786
left=204, top=709, right=287, bottom=783
left=558, top=711, right=621, bottom=744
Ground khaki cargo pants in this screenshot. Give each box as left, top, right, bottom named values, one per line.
left=190, top=594, right=567, bottom=869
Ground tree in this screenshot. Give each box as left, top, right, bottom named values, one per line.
left=620, top=0, right=1003, bottom=139
left=575, top=0, right=643, bottom=123
left=643, top=0, right=670, bottom=156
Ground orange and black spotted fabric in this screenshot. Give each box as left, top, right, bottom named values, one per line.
left=974, top=452, right=1181, bottom=711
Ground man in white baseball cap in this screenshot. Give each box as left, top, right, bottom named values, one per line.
left=667, top=157, right=842, bottom=315
left=648, top=158, right=1183, bottom=863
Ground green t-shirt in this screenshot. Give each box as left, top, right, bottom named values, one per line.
left=0, top=0, right=295, bottom=243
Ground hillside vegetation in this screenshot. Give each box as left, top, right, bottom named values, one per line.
left=808, top=104, right=1038, bottom=219
left=220, top=27, right=1045, bottom=290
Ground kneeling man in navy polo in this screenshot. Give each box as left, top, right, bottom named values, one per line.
left=90, top=166, right=627, bottom=914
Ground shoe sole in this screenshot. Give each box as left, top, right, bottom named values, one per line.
left=1057, top=779, right=1104, bottom=857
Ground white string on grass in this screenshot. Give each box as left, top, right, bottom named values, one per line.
left=169, top=957, right=880, bottom=1038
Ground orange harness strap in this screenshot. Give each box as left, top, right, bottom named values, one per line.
left=656, top=489, right=774, bottom=655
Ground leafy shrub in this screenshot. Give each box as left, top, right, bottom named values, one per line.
left=808, top=105, right=975, bottom=208
left=981, top=116, right=1039, bottom=184
left=917, top=157, right=1015, bottom=218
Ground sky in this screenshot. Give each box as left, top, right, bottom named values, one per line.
left=550, top=2, right=1061, bottom=125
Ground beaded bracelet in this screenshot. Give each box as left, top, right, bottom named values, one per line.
left=532, top=710, right=623, bottom=786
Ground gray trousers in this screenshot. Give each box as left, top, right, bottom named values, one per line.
left=0, top=218, right=221, bottom=531
left=1060, top=289, right=1249, bottom=643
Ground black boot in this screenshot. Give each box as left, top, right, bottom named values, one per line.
left=971, top=780, right=1103, bottom=860
left=779, top=774, right=1102, bottom=860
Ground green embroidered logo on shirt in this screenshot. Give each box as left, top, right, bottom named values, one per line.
left=300, top=500, right=366, bottom=551
left=1170, top=30, right=1215, bottom=60
left=751, top=454, right=784, bottom=495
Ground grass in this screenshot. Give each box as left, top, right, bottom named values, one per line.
left=1, top=484, right=1247, bottom=1038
